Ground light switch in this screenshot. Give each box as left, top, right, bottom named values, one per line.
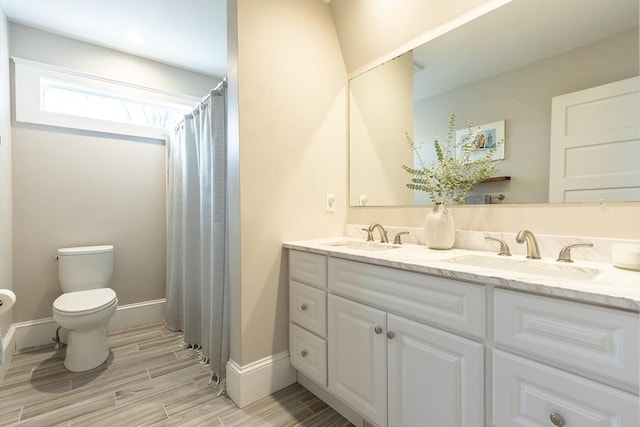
left=326, top=193, right=336, bottom=212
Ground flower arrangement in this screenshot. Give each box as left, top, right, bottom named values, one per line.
left=402, top=114, right=502, bottom=205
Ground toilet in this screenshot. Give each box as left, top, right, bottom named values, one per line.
left=53, top=245, right=118, bottom=372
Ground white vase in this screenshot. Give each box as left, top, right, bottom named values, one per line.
left=425, top=204, right=455, bottom=249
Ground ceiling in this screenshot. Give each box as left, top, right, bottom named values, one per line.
left=2, top=0, right=636, bottom=87
left=0, top=0, right=227, bottom=78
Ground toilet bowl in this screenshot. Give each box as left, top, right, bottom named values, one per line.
left=53, top=245, right=118, bottom=372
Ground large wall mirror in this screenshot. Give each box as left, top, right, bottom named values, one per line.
left=349, top=0, right=639, bottom=207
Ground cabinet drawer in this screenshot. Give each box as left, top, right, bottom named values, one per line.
left=329, top=258, right=486, bottom=338
left=289, top=250, right=327, bottom=289
left=494, top=289, right=639, bottom=390
left=493, top=350, right=639, bottom=427
left=290, top=323, right=327, bottom=387
left=290, top=280, right=326, bottom=338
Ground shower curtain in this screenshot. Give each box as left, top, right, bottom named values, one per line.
left=165, top=81, right=229, bottom=393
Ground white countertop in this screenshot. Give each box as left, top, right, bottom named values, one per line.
left=284, top=237, right=640, bottom=312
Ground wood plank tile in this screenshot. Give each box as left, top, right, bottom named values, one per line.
left=1, top=324, right=351, bottom=426
left=218, top=383, right=311, bottom=427
left=5, top=348, right=65, bottom=373
left=19, top=368, right=147, bottom=420
left=113, top=361, right=206, bottom=407
left=106, top=346, right=179, bottom=373
left=300, top=393, right=329, bottom=413
left=70, top=401, right=167, bottom=427
left=244, top=400, right=314, bottom=427
left=0, top=378, right=72, bottom=415
left=109, top=321, right=166, bottom=336
left=294, top=407, right=355, bottom=427
left=13, top=394, right=116, bottom=427
left=0, top=406, right=22, bottom=427
left=161, top=388, right=235, bottom=426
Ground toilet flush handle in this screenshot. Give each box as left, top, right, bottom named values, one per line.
left=53, top=255, right=59, bottom=261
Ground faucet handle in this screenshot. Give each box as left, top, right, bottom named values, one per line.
left=557, top=243, right=593, bottom=263
left=361, top=228, right=374, bottom=241
left=485, top=236, right=511, bottom=256
left=393, top=231, right=410, bottom=245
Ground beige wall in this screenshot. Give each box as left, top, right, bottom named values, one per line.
left=12, top=129, right=167, bottom=321
left=10, top=25, right=218, bottom=322
left=338, top=0, right=640, bottom=240
left=414, top=29, right=638, bottom=204
left=234, top=0, right=347, bottom=365
left=350, top=52, right=413, bottom=206
left=0, top=6, right=13, bottom=337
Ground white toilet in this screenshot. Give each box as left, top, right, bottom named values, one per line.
left=53, top=245, right=118, bottom=372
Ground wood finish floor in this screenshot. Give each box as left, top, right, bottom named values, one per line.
left=0, top=322, right=352, bottom=427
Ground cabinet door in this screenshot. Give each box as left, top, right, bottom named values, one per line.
left=494, top=350, right=639, bottom=427
left=387, top=314, right=484, bottom=427
left=328, top=294, right=387, bottom=427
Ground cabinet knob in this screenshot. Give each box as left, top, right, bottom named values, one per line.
left=301, top=350, right=308, bottom=357
left=374, top=326, right=383, bottom=335
left=300, top=304, right=308, bottom=311
left=386, top=331, right=395, bottom=340
left=549, top=413, right=565, bottom=427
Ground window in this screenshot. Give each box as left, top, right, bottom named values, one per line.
left=41, top=80, right=191, bottom=131
left=13, top=57, right=200, bottom=140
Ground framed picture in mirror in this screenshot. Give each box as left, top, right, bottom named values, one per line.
left=456, top=119, right=505, bottom=163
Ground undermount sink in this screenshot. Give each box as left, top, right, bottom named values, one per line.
left=446, top=254, right=602, bottom=281
left=326, top=241, right=400, bottom=252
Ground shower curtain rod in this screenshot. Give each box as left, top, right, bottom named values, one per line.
left=200, top=78, right=227, bottom=104
left=174, top=78, right=227, bottom=130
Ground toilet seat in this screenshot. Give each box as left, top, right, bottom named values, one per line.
left=53, top=288, right=117, bottom=316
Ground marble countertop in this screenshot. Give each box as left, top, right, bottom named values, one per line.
left=283, top=237, right=640, bottom=312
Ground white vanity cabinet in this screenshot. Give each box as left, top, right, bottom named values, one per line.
left=493, top=289, right=639, bottom=426
left=327, top=257, right=485, bottom=427
left=286, top=247, right=640, bottom=427
left=289, top=250, right=328, bottom=386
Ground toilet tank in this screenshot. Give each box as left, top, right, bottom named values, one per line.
left=57, top=245, right=114, bottom=292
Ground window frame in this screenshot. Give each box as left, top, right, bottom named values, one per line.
left=13, top=57, right=200, bottom=140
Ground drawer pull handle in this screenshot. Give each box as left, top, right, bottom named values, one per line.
left=374, top=326, right=383, bottom=335
left=387, top=331, right=395, bottom=340
left=301, top=350, right=308, bottom=357
left=300, top=304, right=308, bottom=311
left=549, top=413, right=565, bottom=427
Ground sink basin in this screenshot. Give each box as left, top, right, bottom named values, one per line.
left=326, top=241, right=400, bottom=252
left=446, top=254, right=601, bottom=281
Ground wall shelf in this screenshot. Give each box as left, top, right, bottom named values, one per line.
left=481, top=176, right=511, bottom=183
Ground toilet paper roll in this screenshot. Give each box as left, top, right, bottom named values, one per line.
left=0, top=289, right=16, bottom=315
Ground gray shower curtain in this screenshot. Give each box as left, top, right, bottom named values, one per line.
left=165, top=81, right=229, bottom=392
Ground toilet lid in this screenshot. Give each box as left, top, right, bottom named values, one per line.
left=53, top=288, right=117, bottom=314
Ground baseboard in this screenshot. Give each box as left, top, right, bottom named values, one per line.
left=12, top=298, right=166, bottom=351
left=107, top=298, right=166, bottom=331
left=226, top=351, right=297, bottom=408
left=0, top=324, right=16, bottom=384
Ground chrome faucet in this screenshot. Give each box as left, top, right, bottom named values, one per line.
left=516, top=229, right=541, bottom=259
left=368, top=223, right=389, bottom=243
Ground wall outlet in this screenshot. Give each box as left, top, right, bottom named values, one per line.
left=325, top=193, right=336, bottom=212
